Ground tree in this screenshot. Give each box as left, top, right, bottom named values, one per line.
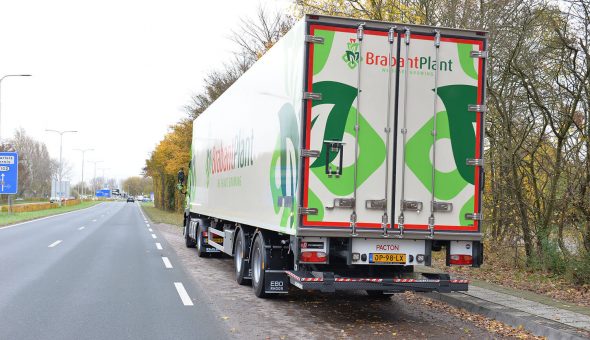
left=122, top=176, right=153, bottom=196
left=7, top=129, right=57, bottom=199
left=149, top=8, right=294, bottom=213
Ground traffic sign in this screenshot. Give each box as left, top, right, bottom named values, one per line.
left=96, top=189, right=111, bottom=198
left=0, top=152, right=18, bottom=194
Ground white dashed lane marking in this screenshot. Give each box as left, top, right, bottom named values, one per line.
left=174, top=282, right=194, bottom=306
left=156, top=243, right=162, bottom=250
left=48, top=240, right=62, bottom=248
left=148, top=228, right=153, bottom=232
left=162, top=257, right=173, bottom=269
left=78, top=226, right=85, bottom=230
left=151, top=234, right=157, bottom=239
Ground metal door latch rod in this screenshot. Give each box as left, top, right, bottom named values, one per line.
left=351, top=22, right=365, bottom=237
left=427, top=30, right=441, bottom=240
left=397, top=27, right=411, bottom=239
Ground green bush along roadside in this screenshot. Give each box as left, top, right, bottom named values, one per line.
left=0, top=201, right=101, bottom=227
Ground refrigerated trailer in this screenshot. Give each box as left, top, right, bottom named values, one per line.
left=181, top=14, right=486, bottom=297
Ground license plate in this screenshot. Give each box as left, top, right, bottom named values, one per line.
left=369, top=253, right=406, bottom=264
left=209, top=237, right=223, bottom=245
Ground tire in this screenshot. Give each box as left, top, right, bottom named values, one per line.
left=184, top=218, right=196, bottom=248
left=234, top=229, right=250, bottom=285
left=251, top=234, right=267, bottom=298
left=196, top=222, right=207, bottom=258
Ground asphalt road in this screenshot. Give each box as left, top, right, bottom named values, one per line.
left=155, top=223, right=517, bottom=339
left=0, top=202, right=228, bottom=340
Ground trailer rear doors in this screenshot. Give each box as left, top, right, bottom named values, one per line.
left=300, top=17, right=486, bottom=236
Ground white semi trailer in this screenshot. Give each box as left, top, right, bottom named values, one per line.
left=181, top=14, right=486, bottom=297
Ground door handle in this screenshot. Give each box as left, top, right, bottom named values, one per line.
left=323, top=140, right=345, bottom=178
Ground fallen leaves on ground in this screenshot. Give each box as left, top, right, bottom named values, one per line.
left=403, top=292, right=545, bottom=339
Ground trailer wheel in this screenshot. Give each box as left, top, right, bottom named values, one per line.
left=251, top=234, right=267, bottom=298
left=184, top=218, right=196, bottom=248
left=234, top=229, right=250, bottom=285
left=196, top=223, right=207, bottom=258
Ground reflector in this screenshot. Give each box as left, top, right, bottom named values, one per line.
left=449, top=254, right=473, bottom=266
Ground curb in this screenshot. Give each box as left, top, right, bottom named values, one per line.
left=425, top=292, right=589, bottom=340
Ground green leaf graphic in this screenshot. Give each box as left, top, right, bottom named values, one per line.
left=313, top=30, right=335, bottom=75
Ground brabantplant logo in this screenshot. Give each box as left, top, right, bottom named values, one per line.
left=205, top=130, right=254, bottom=188
left=342, top=39, right=361, bottom=69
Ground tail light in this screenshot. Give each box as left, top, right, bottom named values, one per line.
left=202, top=231, right=208, bottom=237
left=300, top=251, right=327, bottom=263
left=450, top=254, right=473, bottom=266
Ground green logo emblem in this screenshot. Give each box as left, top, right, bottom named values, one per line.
left=342, top=39, right=361, bottom=69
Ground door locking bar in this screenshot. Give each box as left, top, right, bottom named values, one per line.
left=325, top=198, right=355, bottom=210
left=397, top=27, right=412, bottom=239
left=428, top=30, right=442, bottom=240
left=350, top=23, right=365, bottom=238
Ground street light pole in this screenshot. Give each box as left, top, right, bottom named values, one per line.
left=46, top=129, right=77, bottom=206
left=88, top=160, right=102, bottom=198
left=74, top=148, right=93, bottom=199
left=0, top=74, right=32, bottom=144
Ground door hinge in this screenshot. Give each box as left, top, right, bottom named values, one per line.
left=301, top=149, right=320, bottom=158
left=432, top=201, right=453, bottom=212
left=299, top=207, right=318, bottom=216
left=401, top=200, right=423, bottom=213
left=465, top=213, right=483, bottom=221
left=303, top=92, right=322, bottom=100
left=365, top=199, right=386, bottom=210
left=468, top=104, right=487, bottom=112
left=305, top=35, right=325, bottom=44
left=470, top=50, right=488, bottom=58
left=466, top=158, right=484, bottom=166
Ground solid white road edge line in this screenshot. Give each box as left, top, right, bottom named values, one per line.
left=48, top=240, right=63, bottom=248
left=156, top=243, right=163, bottom=250
left=174, top=282, right=194, bottom=306
left=151, top=234, right=157, bottom=239
left=162, top=257, right=173, bottom=268
left=0, top=203, right=105, bottom=231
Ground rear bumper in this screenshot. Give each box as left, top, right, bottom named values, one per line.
left=285, top=271, right=468, bottom=293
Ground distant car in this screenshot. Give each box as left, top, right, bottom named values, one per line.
left=127, top=197, right=135, bottom=203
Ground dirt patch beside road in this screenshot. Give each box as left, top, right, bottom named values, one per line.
left=154, top=222, right=540, bottom=339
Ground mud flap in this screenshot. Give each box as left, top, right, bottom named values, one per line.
left=264, top=270, right=289, bottom=294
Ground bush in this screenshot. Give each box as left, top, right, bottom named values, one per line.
left=530, top=239, right=567, bottom=276
left=568, top=252, right=590, bottom=285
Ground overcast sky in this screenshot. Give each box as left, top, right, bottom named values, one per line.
left=0, top=0, right=291, bottom=186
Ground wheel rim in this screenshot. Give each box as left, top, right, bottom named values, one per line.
left=235, top=237, right=243, bottom=274
left=253, top=242, right=261, bottom=285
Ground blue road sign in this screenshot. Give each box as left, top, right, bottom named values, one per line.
left=96, top=189, right=111, bottom=198
left=0, top=152, right=18, bottom=195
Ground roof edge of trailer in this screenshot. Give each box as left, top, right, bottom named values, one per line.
left=304, top=14, right=489, bottom=37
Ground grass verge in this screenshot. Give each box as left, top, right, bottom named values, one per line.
left=0, top=201, right=102, bottom=227
left=140, top=202, right=183, bottom=227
